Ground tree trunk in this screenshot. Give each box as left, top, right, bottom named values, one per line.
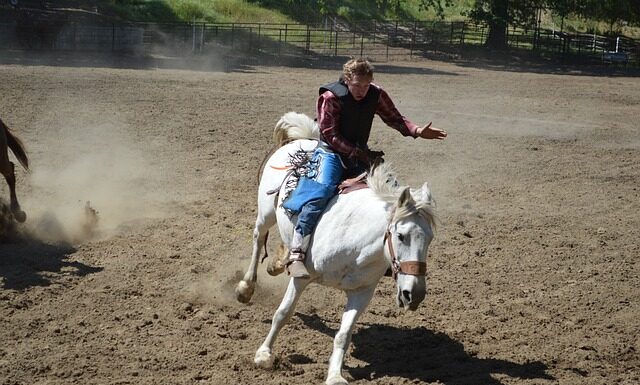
left=485, top=0, right=508, bottom=49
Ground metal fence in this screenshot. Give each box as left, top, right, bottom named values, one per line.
left=1, top=18, right=638, bottom=66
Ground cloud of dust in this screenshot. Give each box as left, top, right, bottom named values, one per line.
left=184, top=240, right=291, bottom=308
left=185, top=263, right=290, bottom=309
left=144, top=25, right=230, bottom=72
left=22, top=120, right=179, bottom=244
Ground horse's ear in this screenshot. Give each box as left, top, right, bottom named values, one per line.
left=397, top=187, right=415, bottom=208
left=420, top=182, right=433, bottom=204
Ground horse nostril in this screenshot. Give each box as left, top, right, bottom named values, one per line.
left=402, top=290, right=412, bottom=304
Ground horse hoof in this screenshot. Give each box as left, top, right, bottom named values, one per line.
left=235, top=280, right=254, bottom=304
left=12, top=210, right=26, bottom=223
left=254, top=349, right=274, bottom=369
left=326, top=375, right=349, bottom=385
left=266, top=260, right=285, bottom=276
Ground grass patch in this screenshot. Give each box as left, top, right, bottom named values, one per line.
left=106, top=0, right=640, bottom=39
left=108, top=0, right=296, bottom=23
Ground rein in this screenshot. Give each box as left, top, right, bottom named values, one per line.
left=383, top=224, right=427, bottom=281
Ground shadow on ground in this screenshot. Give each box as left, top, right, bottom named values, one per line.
left=3, top=46, right=637, bottom=78
left=0, top=235, right=101, bottom=290
left=0, top=206, right=101, bottom=290
left=431, top=46, right=640, bottom=77
left=0, top=49, right=459, bottom=76
left=297, top=313, right=554, bottom=385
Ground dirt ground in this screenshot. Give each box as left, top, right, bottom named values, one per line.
left=0, top=52, right=638, bottom=385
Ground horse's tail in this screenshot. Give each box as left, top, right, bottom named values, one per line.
left=272, top=111, right=319, bottom=147
left=1, top=118, right=29, bottom=170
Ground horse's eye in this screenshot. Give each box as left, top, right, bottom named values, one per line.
left=397, top=233, right=405, bottom=242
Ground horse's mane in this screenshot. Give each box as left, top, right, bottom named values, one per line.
left=368, top=163, right=437, bottom=231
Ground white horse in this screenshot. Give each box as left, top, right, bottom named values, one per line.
left=235, top=111, right=437, bottom=385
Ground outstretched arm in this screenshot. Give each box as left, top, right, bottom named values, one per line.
left=376, top=87, right=446, bottom=140
left=416, top=122, right=447, bottom=140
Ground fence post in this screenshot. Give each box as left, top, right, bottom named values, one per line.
left=192, top=18, right=196, bottom=53
left=372, top=20, right=376, bottom=45
left=352, top=22, right=356, bottom=48
left=386, top=29, right=390, bottom=61
left=306, top=24, right=310, bottom=53
left=410, top=20, right=416, bottom=58
left=450, top=22, right=454, bottom=45
left=201, top=23, right=205, bottom=51
left=334, top=29, right=338, bottom=56
left=257, top=23, right=261, bottom=51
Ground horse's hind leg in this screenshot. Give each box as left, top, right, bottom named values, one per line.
left=235, top=211, right=276, bottom=303
left=266, top=242, right=287, bottom=276
left=0, top=159, right=25, bottom=223
left=255, top=277, right=310, bottom=368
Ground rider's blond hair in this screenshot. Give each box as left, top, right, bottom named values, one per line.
left=342, top=58, right=374, bottom=81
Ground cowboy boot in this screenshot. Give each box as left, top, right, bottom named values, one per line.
left=287, top=231, right=310, bottom=279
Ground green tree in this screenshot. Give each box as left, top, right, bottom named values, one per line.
left=547, top=0, right=579, bottom=32
left=464, top=0, right=639, bottom=48
left=419, top=0, right=454, bottom=19
left=467, top=0, right=509, bottom=48
left=577, top=0, right=640, bottom=33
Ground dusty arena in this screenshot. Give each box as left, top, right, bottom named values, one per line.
left=0, top=53, right=638, bottom=385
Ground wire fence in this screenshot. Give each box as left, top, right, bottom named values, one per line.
left=1, top=18, right=638, bottom=67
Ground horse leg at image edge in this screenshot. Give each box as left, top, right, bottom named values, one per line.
left=326, top=286, right=376, bottom=385
left=255, top=277, right=310, bottom=368
left=1, top=160, right=26, bottom=223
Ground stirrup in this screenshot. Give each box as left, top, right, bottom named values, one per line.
left=286, top=249, right=310, bottom=278
left=287, top=248, right=306, bottom=263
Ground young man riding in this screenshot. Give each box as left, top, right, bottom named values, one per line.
left=284, top=58, right=447, bottom=278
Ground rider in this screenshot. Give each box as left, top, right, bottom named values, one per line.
left=284, top=58, right=447, bottom=278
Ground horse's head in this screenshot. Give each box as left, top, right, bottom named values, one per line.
left=385, top=184, right=436, bottom=311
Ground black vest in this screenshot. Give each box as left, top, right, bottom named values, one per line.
left=319, top=80, right=380, bottom=148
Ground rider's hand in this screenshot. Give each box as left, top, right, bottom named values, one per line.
left=349, top=147, right=370, bottom=164
left=417, top=122, right=447, bottom=140
left=367, top=149, right=385, bottom=160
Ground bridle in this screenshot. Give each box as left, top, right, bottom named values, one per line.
left=383, top=223, right=428, bottom=281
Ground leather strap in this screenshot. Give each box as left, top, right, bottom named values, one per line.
left=384, top=228, right=427, bottom=280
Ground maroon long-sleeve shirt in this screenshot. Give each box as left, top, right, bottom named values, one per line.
left=316, top=83, right=420, bottom=159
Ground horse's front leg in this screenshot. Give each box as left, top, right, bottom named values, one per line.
left=1, top=161, right=25, bottom=223
left=255, top=277, right=310, bottom=368
left=326, top=286, right=376, bottom=385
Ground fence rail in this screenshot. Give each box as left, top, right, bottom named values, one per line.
left=1, top=18, right=638, bottom=66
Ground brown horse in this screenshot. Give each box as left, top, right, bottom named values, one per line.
left=0, top=118, right=28, bottom=222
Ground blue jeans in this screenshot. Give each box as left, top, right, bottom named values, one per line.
left=295, top=196, right=332, bottom=236
left=292, top=147, right=344, bottom=236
